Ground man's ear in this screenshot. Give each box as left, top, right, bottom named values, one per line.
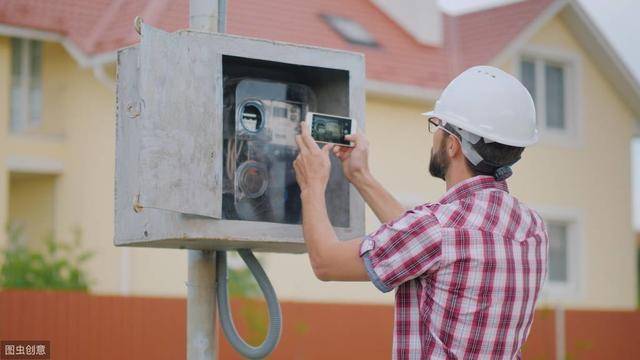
left=447, top=136, right=460, bottom=158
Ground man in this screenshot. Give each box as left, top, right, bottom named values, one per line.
left=293, top=66, right=548, bottom=359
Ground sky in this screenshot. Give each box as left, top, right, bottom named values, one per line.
left=439, top=0, right=640, bottom=229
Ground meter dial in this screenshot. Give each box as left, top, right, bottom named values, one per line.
left=235, top=160, right=269, bottom=199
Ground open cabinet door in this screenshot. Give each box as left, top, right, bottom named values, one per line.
left=137, top=24, right=222, bottom=218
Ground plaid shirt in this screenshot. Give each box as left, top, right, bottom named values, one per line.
left=360, top=176, right=548, bottom=359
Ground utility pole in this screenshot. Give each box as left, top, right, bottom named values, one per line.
left=117, top=0, right=359, bottom=357
left=186, top=1, right=226, bottom=359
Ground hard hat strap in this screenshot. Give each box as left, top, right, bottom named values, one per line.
left=448, top=125, right=484, bottom=166
left=460, top=139, right=484, bottom=166
left=457, top=128, right=482, bottom=145
left=446, top=124, right=520, bottom=181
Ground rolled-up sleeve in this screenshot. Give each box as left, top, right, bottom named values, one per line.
left=359, top=209, right=442, bottom=293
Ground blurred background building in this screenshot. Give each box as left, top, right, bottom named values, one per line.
left=0, top=0, right=638, bottom=312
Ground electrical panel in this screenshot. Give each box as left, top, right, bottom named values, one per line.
left=114, top=25, right=365, bottom=252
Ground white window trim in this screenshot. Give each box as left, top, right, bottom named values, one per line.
left=533, top=205, right=585, bottom=303
left=515, top=45, right=583, bottom=148
left=11, top=37, right=42, bottom=133
left=5, top=155, right=64, bottom=174
left=321, top=14, right=378, bottom=47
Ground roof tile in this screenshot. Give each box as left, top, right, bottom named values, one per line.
left=0, top=0, right=555, bottom=89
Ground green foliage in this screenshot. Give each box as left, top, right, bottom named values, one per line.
left=227, top=255, right=261, bottom=298
left=226, top=253, right=266, bottom=344
left=240, top=301, right=268, bottom=346
left=0, top=225, right=93, bottom=291
left=228, top=268, right=261, bottom=298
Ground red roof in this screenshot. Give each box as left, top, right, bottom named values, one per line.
left=0, top=0, right=555, bottom=89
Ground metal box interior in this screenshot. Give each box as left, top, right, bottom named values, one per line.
left=114, top=25, right=366, bottom=253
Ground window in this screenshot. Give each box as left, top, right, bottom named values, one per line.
left=10, top=38, right=43, bottom=133
left=518, top=49, right=580, bottom=144
left=321, top=14, right=378, bottom=47
left=547, top=221, right=569, bottom=283
left=537, top=208, right=584, bottom=301
left=520, top=58, right=568, bottom=131
left=544, top=63, right=565, bottom=130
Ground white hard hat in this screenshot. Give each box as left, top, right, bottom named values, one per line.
left=423, top=65, right=538, bottom=147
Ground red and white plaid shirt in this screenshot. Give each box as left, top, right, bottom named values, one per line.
left=360, top=175, right=548, bottom=359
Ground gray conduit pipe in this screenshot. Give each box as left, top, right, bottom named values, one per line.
left=216, top=250, right=282, bottom=359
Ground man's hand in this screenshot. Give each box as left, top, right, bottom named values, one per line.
left=332, top=132, right=370, bottom=184
left=293, top=121, right=334, bottom=194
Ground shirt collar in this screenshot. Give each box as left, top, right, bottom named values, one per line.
left=438, top=175, right=509, bottom=204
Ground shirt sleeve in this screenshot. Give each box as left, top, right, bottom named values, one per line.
left=359, top=208, right=442, bottom=293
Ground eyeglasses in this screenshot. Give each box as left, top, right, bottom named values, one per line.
left=427, top=117, right=442, bottom=134
left=427, top=117, right=461, bottom=141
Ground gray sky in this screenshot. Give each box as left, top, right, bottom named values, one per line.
left=439, top=0, right=640, bottom=229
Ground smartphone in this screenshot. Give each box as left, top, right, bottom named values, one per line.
left=305, top=112, right=356, bottom=147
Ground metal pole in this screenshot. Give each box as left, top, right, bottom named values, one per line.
left=554, top=305, right=566, bottom=360
left=187, top=250, right=217, bottom=360
left=189, top=0, right=226, bottom=33
left=187, top=1, right=226, bottom=359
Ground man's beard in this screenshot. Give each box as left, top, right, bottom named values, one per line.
left=428, top=141, right=450, bottom=181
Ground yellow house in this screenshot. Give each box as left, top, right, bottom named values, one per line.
left=1, top=0, right=638, bottom=309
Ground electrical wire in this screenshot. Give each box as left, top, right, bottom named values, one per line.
left=216, top=250, right=282, bottom=359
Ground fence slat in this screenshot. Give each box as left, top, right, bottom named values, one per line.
left=1, top=290, right=638, bottom=359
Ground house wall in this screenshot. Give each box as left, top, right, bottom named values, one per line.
left=502, top=16, right=636, bottom=308
left=264, top=15, right=637, bottom=309
left=0, top=39, right=126, bottom=293
left=0, top=10, right=636, bottom=309
left=8, top=173, right=56, bottom=246
left=0, top=37, right=9, bottom=247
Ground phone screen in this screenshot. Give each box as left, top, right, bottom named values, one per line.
left=311, top=114, right=352, bottom=146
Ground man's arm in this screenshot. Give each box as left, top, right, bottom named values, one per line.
left=293, top=123, right=369, bottom=282
left=333, top=133, right=405, bottom=224
left=300, top=188, right=369, bottom=282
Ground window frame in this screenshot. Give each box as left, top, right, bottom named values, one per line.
left=320, top=14, right=379, bottom=48
left=534, top=206, right=585, bottom=302
left=10, top=37, right=43, bottom=133
left=515, top=45, right=582, bottom=147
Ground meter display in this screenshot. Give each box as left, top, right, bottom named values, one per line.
left=222, top=78, right=318, bottom=224
left=309, top=113, right=354, bottom=146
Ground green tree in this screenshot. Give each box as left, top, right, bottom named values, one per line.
left=226, top=253, right=267, bottom=345
left=228, top=267, right=261, bottom=298
left=0, top=225, right=93, bottom=291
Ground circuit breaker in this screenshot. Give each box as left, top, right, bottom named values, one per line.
left=114, top=24, right=365, bottom=252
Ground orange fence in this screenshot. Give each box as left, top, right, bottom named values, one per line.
left=0, top=290, right=638, bottom=359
